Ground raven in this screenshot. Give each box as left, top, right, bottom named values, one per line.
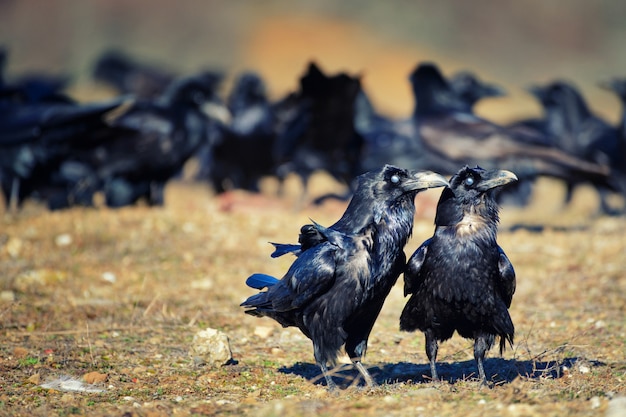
left=207, top=71, right=276, bottom=193
left=0, top=96, right=125, bottom=210
left=400, top=166, right=517, bottom=385
left=75, top=71, right=222, bottom=207
left=524, top=81, right=623, bottom=214
left=272, top=62, right=364, bottom=204
left=241, top=165, right=448, bottom=389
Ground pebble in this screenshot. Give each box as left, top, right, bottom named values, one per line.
left=189, top=328, right=233, bottom=366
left=102, top=272, right=117, bottom=284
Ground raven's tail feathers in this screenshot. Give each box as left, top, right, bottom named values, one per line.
left=499, top=333, right=514, bottom=355
left=269, top=243, right=301, bottom=258
left=245, top=273, right=279, bottom=290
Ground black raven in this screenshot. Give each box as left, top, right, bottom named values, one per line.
left=241, top=165, right=448, bottom=389
left=524, top=81, right=623, bottom=214
left=400, top=166, right=517, bottom=385
left=272, top=62, right=364, bottom=203
left=0, top=96, right=125, bottom=210
left=75, top=71, right=222, bottom=207
left=207, top=71, right=276, bottom=193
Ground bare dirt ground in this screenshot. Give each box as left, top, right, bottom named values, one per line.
left=0, top=174, right=625, bottom=417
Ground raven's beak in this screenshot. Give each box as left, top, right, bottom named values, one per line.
left=408, top=171, right=449, bottom=191
left=477, top=169, right=518, bottom=192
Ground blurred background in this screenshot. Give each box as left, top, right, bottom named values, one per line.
left=2, top=0, right=626, bottom=122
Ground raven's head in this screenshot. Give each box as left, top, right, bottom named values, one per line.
left=409, top=62, right=469, bottom=115
left=228, top=72, right=267, bottom=111
left=335, top=165, right=448, bottom=231
left=450, top=166, right=518, bottom=195
left=371, top=165, right=450, bottom=200
left=435, top=166, right=517, bottom=230
left=527, top=81, right=589, bottom=118
left=449, top=71, right=506, bottom=107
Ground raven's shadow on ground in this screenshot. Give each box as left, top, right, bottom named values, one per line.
left=279, top=356, right=604, bottom=389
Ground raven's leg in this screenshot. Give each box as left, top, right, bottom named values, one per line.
left=425, top=330, right=439, bottom=381
left=353, top=360, right=376, bottom=387
left=317, top=362, right=338, bottom=391
left=346, top=339, right=377, bottom=387
left=314, top=346, right=338, bottom=390
left=346, top=309, right=382, bottom=389
left=474, top=335, right=491, bottom=385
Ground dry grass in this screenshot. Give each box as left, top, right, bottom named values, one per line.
left=0, top=175, right=624, bottom=416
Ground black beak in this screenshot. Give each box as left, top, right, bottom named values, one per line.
left=476, top=169, right=518, bottom=192
left=407, top=171, right=450, bottom=191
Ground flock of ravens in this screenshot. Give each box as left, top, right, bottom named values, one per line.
left=1, top=48, right=626, bottom=214
left=2, top=47, right=625, bottom=389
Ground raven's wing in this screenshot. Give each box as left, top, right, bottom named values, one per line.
left=418, top=112, right=610, bottom=180
left=497, top=245, right=516, bottom=308
left=403, top=238, right=432, bottom=296
left=269, top=221, right=330, bottom=258
left=270, top=243, right=339, bottom=312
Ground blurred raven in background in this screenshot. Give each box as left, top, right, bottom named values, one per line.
left=74, top=71, right=224, bottom=207
left=206, top=71, right=276, bottom=193
left=241, top=165, right=448, bottom=389
left=400, top=166, right=517, bottom=385
left=273, top=62, right=365, bottom=203
left=524, top=81, right=624, bottom=215
left=0, top=92, right=125, bottom=210
left=357, top=62, right=612, bottom=209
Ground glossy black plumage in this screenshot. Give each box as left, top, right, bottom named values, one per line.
left=400, top=166, right=517, bottom=384
left=241, top=165, right=448, bottom=389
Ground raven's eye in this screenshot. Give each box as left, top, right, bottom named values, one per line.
left=465, top=176, right=475, bottom=186
left=390, top=174, right=400, bottom=184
